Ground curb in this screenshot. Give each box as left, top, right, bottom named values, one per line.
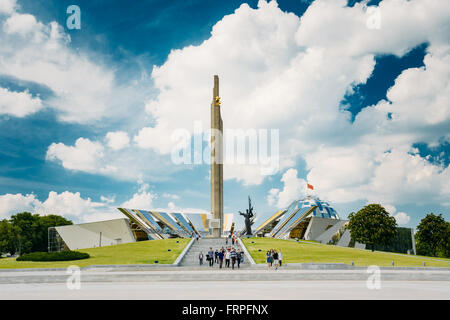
left=238, top=238, right=256, bottom=265
left=0, top=264, right=176, bottom=272
left=250, top=263, right=450, bottom=271
left=173, top=238, right=195, bottom=266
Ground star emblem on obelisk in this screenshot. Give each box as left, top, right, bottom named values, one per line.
left=215, top=96, right=221, bottom=106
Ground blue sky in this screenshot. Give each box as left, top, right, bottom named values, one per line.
left=0, top=0, right=449, bottom=230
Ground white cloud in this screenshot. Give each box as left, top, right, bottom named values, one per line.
left=224, top=164, right=267, bottom=186
left=105, top=131, right=130, bottom=151
left=134, top=0, right=378, bottom=186
left=267, top=188, right=280, bottom=207
left=153, top=202, right=209, bottom=214
left=120, top=183, right=157, bottom=209
left=162, top=193, right=180, bottom=200
left=35, top=191, right=102, bottom=217
left=0, top=193, right=40, bottom=218
left=0, top=0, right=16, bottom=14
left=46, top=138, right=107, bottom=173
left=394, top=211, right=411, bottom=225
left=382, top=204, right=397, bottom=216
left=306, top=146, right=450, bottom=206
left=3, top=13, right=41, bottom=35
left=381, top=45, right=449, bottom=129
left=296, top=0, right=449, bottom=56
left=82, top=211, right=120, bottom=223
left=136, top=1, right=301, bottom=147
left=0, top=191, right=115, bottom=222
left=0, top=87, right=43, bottom=117
left=0, top=6, right=147, bottom=124
left=303, top=43, right=450, bottom=207
left=0, top=185, right=160, bottom=222
left=134, top=126, right=173, bottom=154
left=100, top=195, right=116, bottom=204
left=267, top=168, right=307, bottom=208
left=46, top=135, right=179, bottom=182
left=375, top=204, right=411, bottom=225
left=37, top=0, right=450, bottom=211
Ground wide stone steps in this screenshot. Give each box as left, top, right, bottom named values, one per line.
left=179, top=238, right=250, bottom=267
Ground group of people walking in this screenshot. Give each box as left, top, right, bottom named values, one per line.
left=225, top=234, right=237, bottom=246
left=198, top=246, right=244, bottom=270
left=266, top=249, right=283, bottom=270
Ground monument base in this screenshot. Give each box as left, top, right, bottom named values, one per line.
left=209, top=219, right=221, bottom=238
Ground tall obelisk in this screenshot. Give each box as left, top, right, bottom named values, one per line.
left=211, top=75, right=223, bottom=238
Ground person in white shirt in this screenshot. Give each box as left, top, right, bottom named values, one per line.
left=278, top=250, right=283, bottom=267
left=225, top=249, right=231, bottom=268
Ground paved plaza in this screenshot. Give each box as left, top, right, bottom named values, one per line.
left=0, top=266, right=449, bottom=299
left=0, top=280, right=448, bottom=300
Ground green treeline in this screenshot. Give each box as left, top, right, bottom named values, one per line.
left=0, top=212, right=72, bottom=255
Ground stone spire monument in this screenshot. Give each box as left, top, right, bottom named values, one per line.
left=210, top=75, right=223, bottom=238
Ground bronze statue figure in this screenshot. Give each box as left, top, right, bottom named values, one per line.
left=239, top=196, right=254, bottom=236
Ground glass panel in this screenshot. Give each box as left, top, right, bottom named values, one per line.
left=172, top=212, right=195, bottom=234
left=269, top=201, right=300, bottom=236
left=275, top=206, right=313, bottom=237
left=156, top=211, right=182, bottom=231
left=139, top=210, right=163, bottom=231
left=185, top=214, right=206, bottom=232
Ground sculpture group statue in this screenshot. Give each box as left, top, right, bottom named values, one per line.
left=239, top=196, right=254, bottom=236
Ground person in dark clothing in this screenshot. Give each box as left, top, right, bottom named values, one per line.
left=269, top=249, right=274, bottom=267
left=237, top=249, right=242, bottom=268
left=208, top=247, right=214, bottom=267
left=199, top=251, right=204, bottom=265
left=218, top=249, right=224, bottom=268
left=214, top=249, right=219, bottom=263
left=273, top=250, right=279, bottom=270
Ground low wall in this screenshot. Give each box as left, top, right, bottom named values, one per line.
left=237, top=238, right=256, bottom=265
left=172, top=238, right=195, bottom=266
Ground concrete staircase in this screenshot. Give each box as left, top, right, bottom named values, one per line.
left=179, top=238, right=250, bottom=268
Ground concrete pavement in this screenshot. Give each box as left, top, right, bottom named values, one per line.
left=0, top=280, right=448, bottom=300
left=1, top=265, right=449, bottom=300
left=0, top=268, right=449, bottom=284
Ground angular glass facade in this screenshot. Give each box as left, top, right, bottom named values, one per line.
left=172, top=212, right=195, bottom=235
left=118, top=208, right=217, bottom=239
left=257, top=196, right=341, bottom=239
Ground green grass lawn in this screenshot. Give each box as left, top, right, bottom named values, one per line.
left=242, top=238, right=450, bottom=267
left=0, top=238, right=190, bottom=269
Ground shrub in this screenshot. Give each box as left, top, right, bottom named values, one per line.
left=16, top=251, right=90, bottom=262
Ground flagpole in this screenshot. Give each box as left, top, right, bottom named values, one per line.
left=306, top=183, right=314, bottom=199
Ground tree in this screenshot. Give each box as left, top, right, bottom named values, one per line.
left=8, top=212, right=73, bottom=255
left=0, top=219, right=15, bottom=254
left=36, top=215, right=73, bottom=252
left=440, top=223, right=450, bottom=258
left=415, top=213, right=449, bottom=258
left=9, top=212, right=39, bottom=255
left=348, top=204, right=398, bottom=252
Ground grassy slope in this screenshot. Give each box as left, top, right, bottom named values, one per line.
left=0, top=238, right=190, bottom=269
left=242, top=238, right=450, bottom=267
